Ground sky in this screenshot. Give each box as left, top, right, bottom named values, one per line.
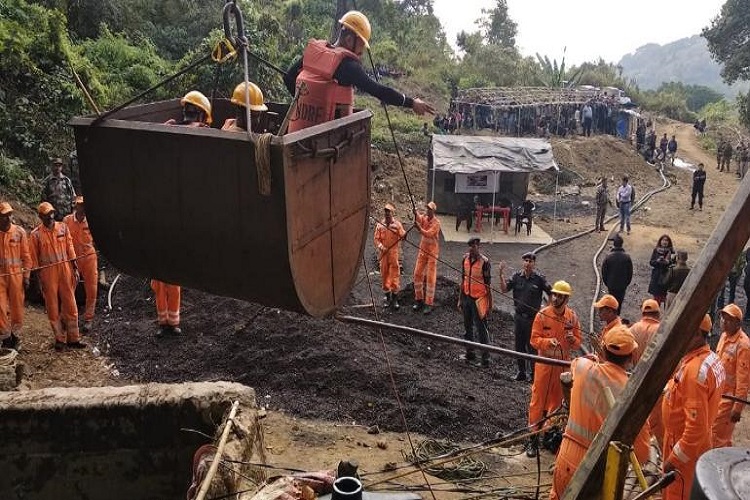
left=432, top=0, right=726, bottom=65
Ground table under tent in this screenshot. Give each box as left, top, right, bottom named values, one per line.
left=427, top=135, right=559, bottom=243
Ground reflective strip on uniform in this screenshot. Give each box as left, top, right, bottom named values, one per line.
left=672, top=443, right=689, bottom=463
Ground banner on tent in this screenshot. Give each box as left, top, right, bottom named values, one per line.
left=454, top=172, right=499, bottom=193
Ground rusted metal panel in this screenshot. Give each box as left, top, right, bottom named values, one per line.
left=69, top=99, right=371, bottom=317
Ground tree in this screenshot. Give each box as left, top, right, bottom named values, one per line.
left=479, top=0, right=516, bottom=48
left=702, top=0, right=750, bottom=84
left=535, top=53, right=582, bottom=88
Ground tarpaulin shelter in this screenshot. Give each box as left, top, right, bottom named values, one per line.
left=427, top=135, right=559, bottom=215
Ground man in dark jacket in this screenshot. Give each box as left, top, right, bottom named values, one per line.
left=690, top=163, right=707, bottom=210
left=601, top=234, right=632, bottom=315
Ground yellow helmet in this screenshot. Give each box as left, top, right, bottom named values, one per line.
left=339, top=10, right=371, bottom=48
left=180, top=90, right=212, bottom=125
left=231, top=82, right=268, bottom=111
left=551, top=280, right=572, bottom=296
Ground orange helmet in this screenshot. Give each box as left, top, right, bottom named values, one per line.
left=339, top=10, right=371, bottom=48
left=231, top=82, right=268, bottom=111
left=180, top=90, right=212, bottom=125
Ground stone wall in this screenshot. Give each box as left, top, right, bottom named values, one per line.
left=0, top=382, right=256, bottom=500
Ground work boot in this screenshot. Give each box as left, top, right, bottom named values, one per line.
left=391, top=294, right=400, bottom=310
left=155, top=325, right=169, bottom=338
left=422, top=305, right=432, bottom=315
left=412, top=300, right=424, bottom=312
left=383, top=293, right=391, bottom=308
left=171, top=326, right=183, bottom=335
left=525, top=436, right=539, bottom=458
left=82, top=320, right=93, bottom=333
left=54, top=341, right=66, bottom=352
left=68, top=341, right=87, bottom=349
left=481, top=357, right=490, bottom=368
left=1, top=333, right=19, bottom=350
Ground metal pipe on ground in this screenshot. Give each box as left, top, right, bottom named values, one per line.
left=335, top=314, right=570, bottom=368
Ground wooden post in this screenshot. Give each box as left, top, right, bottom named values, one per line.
left=564, top=175, right=750, bottom=498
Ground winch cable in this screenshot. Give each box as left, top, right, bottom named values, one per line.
left=352, top=0, right=418, bottom=214
left=360, top=253, right=438, bottom=500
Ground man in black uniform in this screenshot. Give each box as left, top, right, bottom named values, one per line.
left=690, top=163, right=707, bottom=210
left=499, top=252, right=552, bottom=381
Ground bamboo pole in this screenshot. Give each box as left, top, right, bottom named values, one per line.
left=195, top=400, right=241, bottom=500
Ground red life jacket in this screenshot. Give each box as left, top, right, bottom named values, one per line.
left=288, top=40, right=359, bottom=132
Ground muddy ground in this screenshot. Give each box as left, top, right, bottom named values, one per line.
left=8, top=119, right=750, bottom=498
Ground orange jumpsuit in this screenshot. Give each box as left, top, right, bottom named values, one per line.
left=550, top=357, right=650, bottom=499
left=0, top=224, right=31, bottom=341
left=711, top=328, right=750, bottom=447
left=373, top=218, right=405, bottom=293
left=529, top=305, right=582, bottom=428
left=29, top=222, right=80, bottom=343
left=63, top=214, right=98, bottom=321
left=662, top=345, right=725, bottom=500
left=151, top=280, right=181, bottom=327
left=629, top=316, right=664, bottom=446
left=412, top=213, right=441, bottom=305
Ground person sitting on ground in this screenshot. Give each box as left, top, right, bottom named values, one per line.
left=222, top=82, right=269, bottom=133
left=283, top=11, right=434, bottom=133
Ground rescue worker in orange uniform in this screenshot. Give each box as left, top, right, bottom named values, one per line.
left=30, top=202, right=85, bottom=351
left=662, top=314, right=725, bottom=500
left=374, top=203, right=406, bottom=310
left=63, top=196, right=97, bottom=332
left=549, top=325, right=650, bottom=499
left=221, top=82, right=269, bottom=133
left=0, top=202, right=31, bottom=350
left=284, top=11, right=434, bottom=133
left=527, top=280, right=582, bottom=457
left=149, top=92, right=211, bottom=337
left=458, top=236, right=492, bottom=367
left=711, top=303, right=750, bottom=448
left=629, top=298, right=664, bottom=449
left=412, top=201, right=441, bottom=315
left=593, top=294, right=621, bottom=355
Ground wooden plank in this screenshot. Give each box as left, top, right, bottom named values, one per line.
left=564, top=175, right=750, bottom=499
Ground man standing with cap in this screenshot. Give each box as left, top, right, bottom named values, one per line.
left=499, top=251, right=552, bottom=381
left=41, top=157, right=76, bottom=221
left=594, top=176, right=612, bottom=232
left=30, top=202, right=84, bottom=351
left=527, top=280, right=582, bottom=457
left=0, top=202, right=31, bottom=350
left=374, top=203, right=406, bottom=310
left=662, top=314, right=725, bottom=500
left=600, top=234, right=632, bottom=315
left=549, top=325, right=650, bottom=499
left=458, top=237, right=492, bottom=367
left=412, top=201, right=441, bottom=314
left=63, top=196, right=98, bottom=333
left=593, top=294, right=622, bottom=353
left=630, top=298, right=665, bottom=448
left=711, top=303, right=750, bottom=448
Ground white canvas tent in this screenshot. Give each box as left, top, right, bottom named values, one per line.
left=428, top=135, right=560, bottom=240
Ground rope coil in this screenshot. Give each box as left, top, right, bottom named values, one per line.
left=255, top=133, right=274, bottom=196
left=0, top=348, right=18, bottom=366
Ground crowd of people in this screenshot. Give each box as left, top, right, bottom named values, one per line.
left=432, top=96, right=624, bottom=139
left=373, top=197, right=749, bottom=499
